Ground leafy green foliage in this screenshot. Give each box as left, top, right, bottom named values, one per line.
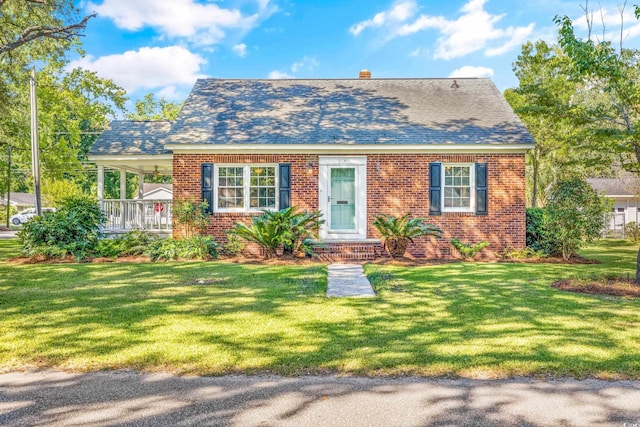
left=173, top=199, right=210, bottom=237
left=505, top=40, right=582, bottom=207
left=450, top=238, right=490, bottom=259
left=146, top=236, right=219, bottom=261
left=94, top=231, right=158, bottom=258
left=372, top=213, right=442, bottom=257
left=230, top=207, right=324, bottom=258
left=554, top=10, right=640, bottom=173
left=18, top=195, right=105, bottom=259
left=625, top=222, right=640, bottom=242
left=544, top=179, right=607, bottom=260
left=126, top=93, right=183, bottom=121
left=499, top=246, right=547, bottom=260
left=221, top=234, right=245, bottom=256
left=526, top=208, right=561, bottom=255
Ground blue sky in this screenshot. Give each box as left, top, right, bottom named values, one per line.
left=70, top=0, right=640, bottom=105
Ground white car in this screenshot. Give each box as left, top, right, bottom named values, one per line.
left=10, top=207, right=56, bottom=225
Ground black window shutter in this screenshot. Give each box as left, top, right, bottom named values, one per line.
left=279, top=163, right=291, bottom=210
left=476, top=162, right=488, bottom=216
left=429, top=162, right=441, bottom=216
left=201, top=163, right=214, bottom=214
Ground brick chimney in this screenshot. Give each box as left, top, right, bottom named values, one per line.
left=359, top=69, right=371, bottom=79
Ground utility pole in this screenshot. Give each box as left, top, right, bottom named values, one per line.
left=30, top=67, right=42, bottom=215
left=5, top=144, right=11, bottom=228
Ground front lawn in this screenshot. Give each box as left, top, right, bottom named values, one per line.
left=1, top=239, right=639, bottom=378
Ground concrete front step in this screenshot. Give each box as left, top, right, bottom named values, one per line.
left=312, top=241, right=388, bottom=262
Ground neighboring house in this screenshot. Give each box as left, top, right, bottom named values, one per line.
left=135, top=183, right=173, bottom=200
left=587, top=177, right=640, bottom=236
left=0, top=192, right=35, bottom=211
left=89, top=74, right=535, bottom=258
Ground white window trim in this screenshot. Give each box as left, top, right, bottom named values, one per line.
left=213, top=164, right=279, bottom=213
left=442, top=163, right=475, bottom=213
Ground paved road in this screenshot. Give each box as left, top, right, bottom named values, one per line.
left=0, top=230, right=17, bottom=239
left=1, top=370, right=639, bottom=426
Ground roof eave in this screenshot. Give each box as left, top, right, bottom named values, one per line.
left=165, top=143, right=534, bottom=154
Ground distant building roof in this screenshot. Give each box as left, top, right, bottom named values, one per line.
left=89, top=121, right=171, bottom=156
left=164, top=78, right=534, bottom=147
left=142, top=183, right=172, bottom=194
left=587, top=178, right=636, bottom=197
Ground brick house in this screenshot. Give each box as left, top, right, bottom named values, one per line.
left=89, top=74, right=534, bottom=258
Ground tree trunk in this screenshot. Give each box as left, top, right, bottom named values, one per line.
left=532, top=156, right=539, bottom=208
left=636, top=246, right=640, bottom=285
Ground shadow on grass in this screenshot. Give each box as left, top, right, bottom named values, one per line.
left=0, top=239, right=639, bottom=378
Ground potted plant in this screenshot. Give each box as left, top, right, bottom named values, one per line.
left=372, top=213, right=442, bottom=258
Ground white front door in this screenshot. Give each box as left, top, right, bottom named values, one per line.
left=319, top=156, right=367, bottom=240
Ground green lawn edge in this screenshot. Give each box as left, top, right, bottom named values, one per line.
left=1, top=238, right=639, bottom=379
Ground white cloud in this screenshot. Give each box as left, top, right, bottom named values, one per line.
left=448, top=65, right=494, bottom=78
left=349, top=0, right=417, bottom=36
left=88, top=0, right=273, bottom=46
left=68, top=46, right=206, bottom=93
left=232, top=43, right=248, bottom=57
left=352, top=0, right=534, bottom=59
left=267, top=70, right=293, bottom=79
left=291, top=56, right=319, bottom=73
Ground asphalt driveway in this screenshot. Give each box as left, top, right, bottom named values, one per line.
left=1, top=370, right=639, bottom=426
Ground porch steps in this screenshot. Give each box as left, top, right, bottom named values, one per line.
left=311, top=241, right=388, bottom=262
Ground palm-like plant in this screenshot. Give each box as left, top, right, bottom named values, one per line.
left=230, top=207, right=324, bottom=258
left=372, top=213, right=442, bottom=258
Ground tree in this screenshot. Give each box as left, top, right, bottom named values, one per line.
left=555, top=4, right=640, bottom=173
left=555, top=3, right=640, bottom=282
left=505, top=40, right=581, bottom=207
left=126, top=93, right=182, bottom=121
left=0, top=0, right=94, bottom=55
left=545, top=179, right=607, bottom=260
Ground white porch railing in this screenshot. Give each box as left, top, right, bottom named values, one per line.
left=101, top=199, right=172, bottom=232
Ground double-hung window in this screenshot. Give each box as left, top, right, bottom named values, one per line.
left=215, top=165, right=277, bottom=211
left=443, top=164, right=475, bottom=212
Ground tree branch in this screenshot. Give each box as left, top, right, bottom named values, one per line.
left=0, top=13, right=95, bottom=54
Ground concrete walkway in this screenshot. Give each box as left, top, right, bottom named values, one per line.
left=0, top=230, right=17, bottom=239
left=326, top=264, right=375, bottom=297
left=1, top=370, right=639, bottom=427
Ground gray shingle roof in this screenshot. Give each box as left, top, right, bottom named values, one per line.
left=587, top=178, right=635, bottom=197
left=164, top=78, right=534, bottom=146
left=89, top=121, right=171, bottom=155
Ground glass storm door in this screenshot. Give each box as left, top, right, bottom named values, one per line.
left=329, top=167, right=356, bottom=231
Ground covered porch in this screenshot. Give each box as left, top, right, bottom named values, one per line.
left=95, top=156, right=173, bottom=235
left=88, top=120, right=174, bottom=235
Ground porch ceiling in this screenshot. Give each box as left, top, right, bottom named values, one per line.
left=89, top=154, right=173, bottom=175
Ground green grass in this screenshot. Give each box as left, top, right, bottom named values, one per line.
left=1, top=238, right=639, bottom=378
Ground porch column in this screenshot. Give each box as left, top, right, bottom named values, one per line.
left=97, top=165, right=104, bottom=210
left=138, top=173, right=144, bottom=229
left=120, top=169, right=126, bottom=230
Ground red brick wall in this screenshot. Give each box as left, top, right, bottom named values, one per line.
left=173, top=153, right=526, bottom=258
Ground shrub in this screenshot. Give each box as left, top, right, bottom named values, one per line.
left=544, top=179, right=608, bottom=260
left=499, top=246, right=547, bottom=260
left=625, top=222, right=640, bottom=242
left=526, top=207, right=561, bottom=255
left=372, top=213, right=442, bottom=258
left=0, top=206, right=17, bottom=224
left=146, top=236, right=219, bottom=261
left=450, top=238, right=489, bottom=259
left=19, top=195, right=105, bottom=259
left=173, top=199, right=209, bottom=237
left=230, top=207, right=324, bottom=258
left=94, top=230, right=157, bottom=258
left=221, top=234, right=245, bottom=256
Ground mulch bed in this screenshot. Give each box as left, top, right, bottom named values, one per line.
left=552, top=278, right=640, bottom=298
